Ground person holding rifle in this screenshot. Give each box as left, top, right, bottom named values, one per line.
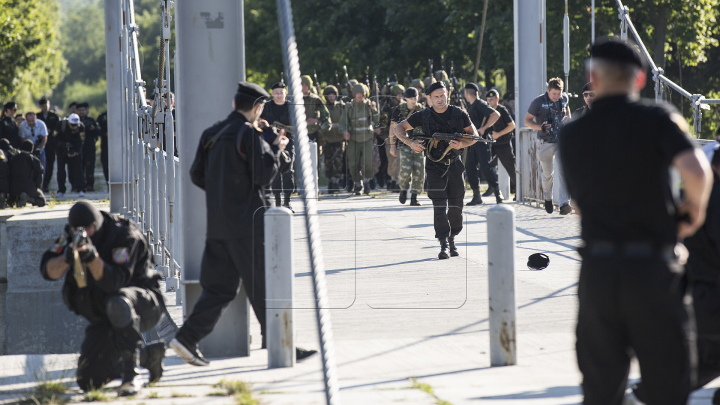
left=320, top=85, right=346, bottom=193
left=464, top=83, right=502, bottom=205
left=300, top=75, right=330, bottom=143
left=261, top=82, right=295, bottom=210
left=339, top=83, right=380, bottom=195
left=389, top=87, right=425, bottom=206
left=392, top=82, right=477, bottom=259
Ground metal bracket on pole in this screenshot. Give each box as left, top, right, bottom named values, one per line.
left=618, top=5, right=629, bottom=40
left=654, top=68, right=664, bottom=103
left=487, top=205, right=517, bottom=366
left=692, top=94, right=706, bottom=139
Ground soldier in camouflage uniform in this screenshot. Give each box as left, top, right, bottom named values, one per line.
left=320, top=86, right=346, bottom=193
left=301, top=75, right=331, bottom=143
left=381, top=84, right=404, bottom=192
left=389, top=87, right=425, bottom=206
left=339, top=83, right=380, bottom=195
left=411, top=78, right=426, bottom=105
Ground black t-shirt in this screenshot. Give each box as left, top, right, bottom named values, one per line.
left=559, top=95, right=694, bottom=245
left=406, top=106, right=471, bottom=133
left=467, top=99, right=497, bottom=134
left=528, top=92, right=568, bottom=140
left=261, top=101, right=291, bottom=126
left=491, top=104, right=514, bottom=144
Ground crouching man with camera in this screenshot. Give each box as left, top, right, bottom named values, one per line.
left=523, top=78, right=572, bottom=215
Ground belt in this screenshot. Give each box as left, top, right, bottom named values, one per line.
left=579, top=241, right=676, bottom=259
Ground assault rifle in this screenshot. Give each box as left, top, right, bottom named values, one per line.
left=272, top=121, right=293, bottom=135
left=280, top=71, right=285, bottom=85
left=334, top=70, right=342, bottom=94
left=428, top=59, right=434, bottom=84
left=73, top=227, right=88, bottom=288
left=313, top=70, right=322, bottom=98
left=343, top=65, right=352, bottom=100
left=410, top=132, right=495, bottom=144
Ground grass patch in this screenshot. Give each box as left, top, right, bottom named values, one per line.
left=170, top=392, right=195, bottom=398
left=22, top=381, right=69, bottom=405
left=207, top=391, right=227, bottom=397
left=145, top=391, right=161, bottom=399
left=83, top=387, right=110, bottom=402
left=408, top=378, right=453, bottom=405
left=211, top=380, right=258, bottom=405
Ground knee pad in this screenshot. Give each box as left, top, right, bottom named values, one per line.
left=106, top=296, right=134, bottom=329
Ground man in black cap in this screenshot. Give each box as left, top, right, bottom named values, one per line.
left=78, top=102, right=100, bottom=191
left=170, top=81, right=315, bottom=366
left=261, top=82, right=295, bottom=210
left=392, top=81, right=478, bottom=259
left=463, top=82, right=502, bottom=205
left=485, top=89, right=517, bottom=197
left=10, top=140, right=45, bottom=207
left=1, top=102, right=22, bottom=149
left=560, top=37, right=713, bottom=404
left=40, top=201, right=166, bottom=396
left=55, top=113, right=86, bottom=196
left=572, top=82, right=595, bottom=119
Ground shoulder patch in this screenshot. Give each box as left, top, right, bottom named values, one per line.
left=50, top=243, right=64, bottom=254
left=112, top=247, right=129, bottom=264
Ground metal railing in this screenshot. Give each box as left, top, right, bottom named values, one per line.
left=617, top=0, right=720, bottom=138
left=119, top=0, right=180, bottom=281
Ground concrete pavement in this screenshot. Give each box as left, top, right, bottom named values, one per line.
left=0, top=193, right=717, bottom=404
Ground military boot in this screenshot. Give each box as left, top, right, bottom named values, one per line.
left=363, top=180, right=371, bottom=195
left=283, top=194, right=294, bottom=213
left=398, top=190, right=407, bottom=204
left=438, top=238, right=450, bottom=260
left=448, top=237, right=459, bottom=257
left=466, top=192, right=483, bottom=206
left=118, top=349, right=143, bottom=396
left=410, top=193, right=421, bottom=206
left=354, top=183, right=362, bottom=196
left=17, top=192, right=29, bottom=208
left=0, top=193, right=6, bottom=209
left=482, top=186, right=495, bottom=197
left=495, top=189, right=504, bottom=204
left=140, top=341, right=166, bottom=384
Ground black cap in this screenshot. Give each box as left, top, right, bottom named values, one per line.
left=404, top=87, right=418, bottom=98
left=591, top=37, right=647, bottom=70
left=582, top=82, right=594, bottom=93
left=69, top=201, right=104, bottom=230
left=78, top=102, right=89, bottom=109
left=39, top=97, right=48, bottom=105
left=3, top=102, right=16, bottom=111
left=465, top=83, right=479, bottom=92
left=486, top=89, right=499, bottom=98
left=425, top=81, right=446, bottom=96
left=236, top=81, right=270, bottom=105
left=527, top=253, right=549, bottom=270
left=271, top=82, right=286, bottom=90
left=20, top=140, right=34, bottom=152
left=69, top=102, right=77, bottom=108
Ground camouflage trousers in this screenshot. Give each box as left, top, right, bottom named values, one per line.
left=398, top=144, right=426, bottom=194
left=323, top=141, right=344, bottom=182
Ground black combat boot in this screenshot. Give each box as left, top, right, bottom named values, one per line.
left=363, top=181, right=371, bottom=195
left=354, top=183, right=362, bottom=196
left=466, top=192, right=483, bottom=206
left=495, top=189, right=504, bottom=204
left=283, top=193, right=294, bottom=213
left=482, top=186, right=495, bottom=197
left=118, top=348, right=143, bottom=396
left=410, top=193, right=421, bottom=206
left=544, top=200, right=554, bottom=214
left=140, top=341, right=166, bottom=384
left=399, top=190, right=407, bottom=204
left=448, top=236, right=459, bottom=257
left=17, top=192, right=29, bottom=208
left=438, top=238, right=450, bottom=260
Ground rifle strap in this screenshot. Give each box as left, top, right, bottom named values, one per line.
left=204, top=119, right=241, bottom=151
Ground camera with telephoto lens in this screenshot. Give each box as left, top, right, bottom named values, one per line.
left=543, top=109, right=563, bottom=143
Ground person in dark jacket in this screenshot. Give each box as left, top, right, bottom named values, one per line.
left=40, top=202, right=166, bottom=396
left=55, top=114, right=86, bottom=196
left=38, top=98, right=60, bottom=192
left=1, top=102, right=22, bottom=149
left=10, top=140, right=46, bottom=207
left=78, top=103, right=99, bottom=191
left=96, top=111, right=109, bottom=185
left=0, top=148, right=9, bottom=208
left=169, top=82, right=317, bottom=366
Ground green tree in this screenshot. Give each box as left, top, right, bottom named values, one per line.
left=0, top=0, right=67, bottom=110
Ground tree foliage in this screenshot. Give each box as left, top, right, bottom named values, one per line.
left=0, top=0, right=67, bottom=110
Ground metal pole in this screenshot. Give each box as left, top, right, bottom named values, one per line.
left=591, top=0, right=595, bottom=44
left=265, top=207, right=295, bottom=368
left=105, top=0, right=124, bottom=213
left=120, top=1, right=129, bottom=213
left=487, top=205, right=517, bottom=366
left=277, top=1, right=340, bottom=403
left=563, top=0, right=570, bottom=95
left=473, top=0, right=489, bottom=83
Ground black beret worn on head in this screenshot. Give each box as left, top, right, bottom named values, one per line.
left=582, top=82, right=594, bottom=93
left=236, top=81, right=271, bottom=105
left=3, top=102, right=16, bottom=110
left=21, top=140, right=34, bottom=152
left=465, top=83, right=479, bottom=92
left=591, top=37, right=647, bottom=70
left=486, top=89, right=499, bottom=98
left=69, top=201, right=104, bottom=230
left=404, top=87, right=418, bottom=98
left=425, top=81, right=446, bottom=96
left=527, top=253, right=550, bottom=270
left=271, top=82, right=286, bottom=90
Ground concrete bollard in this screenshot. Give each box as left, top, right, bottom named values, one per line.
left=487, top=205, right=517, bottom=366
left=265, top=207, right=295, bottom=368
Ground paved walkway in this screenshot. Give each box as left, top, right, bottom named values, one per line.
left=1, top=193, right=718, bottom=404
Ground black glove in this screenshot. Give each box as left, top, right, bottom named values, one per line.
left=78, top=243, right=98, bottom=263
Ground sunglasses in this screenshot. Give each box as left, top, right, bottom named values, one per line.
left=583, top=92, right=595, bottom=98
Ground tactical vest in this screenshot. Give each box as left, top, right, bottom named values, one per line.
left=323, top=101, right=345, bottom=143
left=399, top=102, right=424, bottom=136
left=347, top=100, right=375, bottom=143
left=420, top=106, right=465, bottom=162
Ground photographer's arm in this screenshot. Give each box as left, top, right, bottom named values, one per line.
left=524, top=113, right=544, bottom=131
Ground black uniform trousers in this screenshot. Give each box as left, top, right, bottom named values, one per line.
left=690, top=280, right=720, bottom=389
left=177, top=236, right=267, bottom=345
left=492, top=142, right=516, bottom=188
left=272, top=143, right=295, bottom=201
left=576, top=255, right=694, bottom=405
left=76, top=287, right=162, bottom=391
left=83, top=141, right=96, bottom=189
left=465, top=142, right=498, bottom=193
left=56, top=152, right=85, bottom=193
left=42, top=140, right=56, bottom=190
left=426, top=159, right=465, bottom=239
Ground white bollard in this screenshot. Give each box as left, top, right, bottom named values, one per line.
left=487, top=205, right=517, bottom=366
left=265, top=207, right=295, bottom=368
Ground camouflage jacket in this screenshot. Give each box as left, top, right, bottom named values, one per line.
left=303, top=93, right=330, bottom=134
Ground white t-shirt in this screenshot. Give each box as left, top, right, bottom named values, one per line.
left=19, top=119, right=48, bottom=147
